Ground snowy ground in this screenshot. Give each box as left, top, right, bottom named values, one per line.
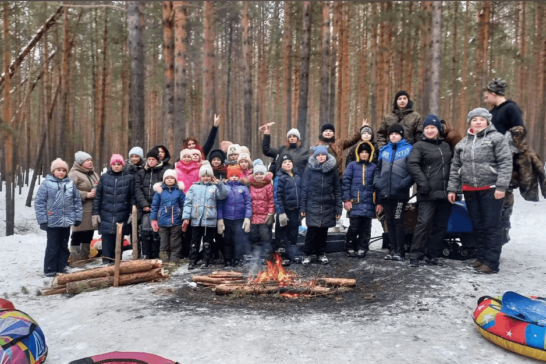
left=1, top=183, right=545, bottom=363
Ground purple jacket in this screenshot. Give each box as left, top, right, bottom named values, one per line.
left=218, top=181, right=252, bottom=220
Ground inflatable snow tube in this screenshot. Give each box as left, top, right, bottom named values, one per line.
left=0, top=299, right=48, bottom=364
left=473, top=292, right=546, bottom=361
left=69, top=351, right=178, bottom=364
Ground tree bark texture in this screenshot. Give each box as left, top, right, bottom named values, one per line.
left=163, top=1, right=175, bottom=153
left=128, top=1, right=145, bottom=149
left=429, top=1, right=442, bottom=116
left=296, top=1, right=311, bottom=149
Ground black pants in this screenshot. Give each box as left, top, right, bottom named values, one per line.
left=159, top=225, right=182, bottom=262
left=101, top=234, right=117, bottom=264
left=212, top=232, right=225, bottom=261
left=250, top=223, right=273, bottom=259
left=464, top=189, right=504, bottom=271
left=180, top=225, right=192, bottom=259
left=500, top=189, right=514, bottom=244
left=70, top=230, right=94, bottom=247
left=410, top=200, right=452, bottom=260
left=140, top=230, right=161, bottom=259
left=304, top=226, right=329, bottom=256
left=189, top=226, right=215, bottom=264
left=275, top=209, right=300, bottom=258
left=223, top=219, right=249, bottom=262
left=345, top=216, right=372, bottom=251
left=44, top=227, right=71, bottom=274
left=382, top=199, right=407, bottom=257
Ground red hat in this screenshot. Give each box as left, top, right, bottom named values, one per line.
left=227, top=165, right=242, bottom=179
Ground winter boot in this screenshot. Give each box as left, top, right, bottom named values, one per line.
left=357, top=249, right=367, bottom=258
left=68, top=246, right=81, bottom=262
left=319, top=254, right=329, bottom=265
left=302, top=256, right=312, bottom=267
left=474, top=264, right=498, bottom=274
left=80, top=243, right=91, bottom=260
left=346, top=250, right=356, bottom=257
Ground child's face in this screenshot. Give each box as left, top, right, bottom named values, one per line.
left=147, top=157, right=158, bottom=167
left=191, top=152, right=201, bottom=162
left=111, top=162, right=123, bottom=172
left=229, top=153, right=239, bottom=161
left=82, top=159, right=93, bottom=169
left=229, top=175, right=240, bottom=181
left=281, top=160, right=293, bottom=172
left=164, top=176, right=176, bottom=186
left=470, top=116, right=488, bottom=132
left=53, top=168, right=67, bottom=179
left=211, top=157, right=222, bottom=167
left=424, top=125, right=439, bottom=139
left=254, top=173, right=265, bottom=182
left=316, top=154, right=327, bottom=163
left=361, top=132, right=372, bottom=141
left=397, top=95, right=408, bottom=109
left=201, top=175, right=212, bottom=183
left=182, top=154, right=192, bottom=163
left=359, top=150, right=370, bottom=161
left=389, top=133, right=402, bottom=143
left=239, top=160, right=249, bottom=170
left=158, top=148, right=166, bottom=160
left=130, top=155, right=141, bottom=165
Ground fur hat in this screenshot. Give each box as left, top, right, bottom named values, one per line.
left=50, top=158, right=69, bottom=173
left=128, top=147, right=144, bottom=160
left=227, top=165, right=242, bottom=179
left=75, top=151, right=92, bottom=165
left=199, top=160, right=214, bottom=177
left=312, top=145, right=329, bottom=158
left=253, top=159, right=267, bottom=175
left=321, top=124, right=335, bottom=134
left=180, top=149, right=193, bottom=159
left=287, top=128, right=301, bottom=140
left=486, top=78, right=508, bottom=96
left=146, top=148, right=160, bottom=161
left=227, top=144, right=241, bottom=158
left=238, top=153, right=253, bottom=167
left=110, top=154, right=125, bottom=167
left=423, top=114, right=443, bottom=135
left=388, top=124, right=405, bottom=138
left=467, top=108, right=492, bottom=124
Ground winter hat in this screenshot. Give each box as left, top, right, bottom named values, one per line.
left=146, top=148, right=160, bottom=161
left=199, top=161, right=214, bottom=178
left=75, top=151, right=92, bottom=165
left=388, top=124, right=405, bottom=138
left=163, top=169, right=178, bottom=182
left=110, top=154, right=125, bottom=167
left=486, top=78, right=508, bottom=96
left=221, top=141, right=233, bottom=153
left=180, top=148, right=193, bottom=160
left=237, top=153, right=253, bottom=167
left=189, top=149, right=202, bottom=161
left=287, top=128, right=301, bottom=140
left=321, top=123, right=335, bottom=134
left=227, top=165, right=242, bottom=179
left=253, top=159, right=267, bottom=175
left=128, top=146, right=144, bottom=160
left=312, top=145, right=329, bottom=158
left=357, top=142, right=372, bottom=155
left=466, top=108, right=492, bottom=125
left=360, top=126, right=373, bottom=135
left=208, top=149, right=227, bottom=164
left=240, top=146, right=250, bottom=155
left=50, top=158, right=69, bottom=173
left=227, top=144, right=241, bottom=158
left=423, top=114, right=443, bottom=134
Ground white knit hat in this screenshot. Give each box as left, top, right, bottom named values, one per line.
left=199, top=160, right=214, bottom=177
left=227, top=144, right=241, bottom=158
left=253, top=159, right=267, bottom=175
left=163, top=169, right=178, bottom=182
left=74, top=151, right=92, bottom=165
left=128, top=146, right=144, bottom=160
left=287, top=128, right=301, bottom=140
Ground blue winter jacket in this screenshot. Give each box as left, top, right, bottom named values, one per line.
left=92, top=169, right=135, bottom=234
left=342, top=141, right=377, bottom=218
left=150, top=183, right=186, bottom=227
left=300, top=154, right=342, bottom=228
left=373, top=139, right=414, bottom=202
left=182, top=181, right=228, bottom=227
left=35, top=174, right=83, bottom=227
left=218, top=181, right=252, bottom=220
left=273, top=169, right=302, bottom=214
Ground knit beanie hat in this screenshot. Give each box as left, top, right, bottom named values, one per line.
left=75, top=151, right=92, bottom=165
left=199, top=161, right=214, bottom=177
left=128, top=146, right=144, bottom=160
left=253, top=159, right=267, bottom=175
left=279, top=153, right=294, bottom=165
left=163, top=169, right=178, bottom=182
left=321, top=123, right=335, bottom=134
left=287, top=128, right=301, bottom=140
left=110, top=154, right=125, bottom=167
left=394, top=90, right=410, bottom=108
left=240, top=146, right=250, bottom=155
left=50, top=158, right=69, bottom=173
left=146, top=148, right=160, bottom=161
left=423, top=114, right=443, bottom=134
left=357, top=142, right=372, bottom=155
left=486, top=78, right=508, bottom=96
left=360, top=126, right=373, bottom=135
left=208, top=149, right=226, bottom=164
left=237, top=153, right=253, bottom=167
left=388, top=124, right=405, bottom=138
left=227, top=165, right=242, bottom=179
left=180, top=149, right=193, bottom=160
left=227, top=144, right=241, bottom=158
left=312, top=145, right=329, bottom=158
left=466, top=108, right=492, bottom=124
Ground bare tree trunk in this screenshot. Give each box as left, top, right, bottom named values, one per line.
left=359, top=4, right=369, bottom=121
left=128, top=1, right=146, bottom=151
left=282, top=2, right=292, bottom=134
left=429, top=1, right=442, bottom=116
left=297, top=1, right=312, bottom=148
left=60, top=3, right=70, bottom=163
left=404, top=2, right=414, bottom=94
left=225, top=19, right=233, bottom=129
left=459, top=1, right=469, bottom=136
left=419, top=1, right=432, bottom=114
left=340, top=2, right=350, bottom=139
left=450, top=2, right=458, bottom=124
left=319, top=1, right=330, bottom=126
left=174, top=1, right=187, bottom=149
left=370, top=3, right=378, bottom=127
left=242, top=2, right=253, bottom=148
left=163, top=1, right=175, bottom=153
left=3, top=2, right=14, bottom=235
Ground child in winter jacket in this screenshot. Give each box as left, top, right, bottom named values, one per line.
left=225, top=144, right=241, bottom=166
left=300, top=146, right=342, bottom=266
left=182, top=163, right=228, bottom=269
left=151, top=169, right=186, bottom=263
left=342, top=141, right=377, bottom=258
left=218, top=165, right=252, bottom=267
left=238, top=152, right=253, bottom=182
left=35, top=158, right=83, bottom=276
left=92, top=154, right=135, bottom=265
left=208, top=149, right=227, bottom=180
left=373, top=124, right=414, bottom=261
left=346, top=124, right=379, bottom=166
left=190, top=149, right=202, bottom=163
left=273, top=153, right=302, bottom=266
left=176, top=149, right=201, bottom=195
left=248, top=160, right=275, bottom=262
left=124, top=146, right=145, bottom=175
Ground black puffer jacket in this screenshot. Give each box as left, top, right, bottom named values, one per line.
left=134, top=162, right=168, bottom=213
left=92, top=169, right=135, bottom=235
left=300, top=154, right=342, bottom=228
left=123, top=159, right=144, bottom=175
left=273, top=169, right=302, bottom=213
left=407, top=137, right=452, bottom=202
left=263, top=134, right=310, bottom=176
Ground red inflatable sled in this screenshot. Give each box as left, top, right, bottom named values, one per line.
left=69, top=351, right=178, bottom=364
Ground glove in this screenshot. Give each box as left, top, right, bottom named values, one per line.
left=242, top=218, right=251, bottom=233
left=344, top=201, right=352, bottom=211
left=92, top=215, right=101, bottom=229
left=278, top=213, right=288, bottom=227
left=151, top=220, right=159, bottom=232
left=217, top=219, right=225, bottom=234
left=74, top=221, right=82, bottom=227
left=39, top=223, right=48, bottom=231
left=264, top=214, right=275, bottom=226
left=182, top=220, right=189, bottom=232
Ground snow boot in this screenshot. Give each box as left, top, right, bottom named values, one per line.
left=302, top=256, right=312, bottom=267
left=319, top=254, right=329, bottom=265
left=474, top=264, right=498, bottom=274
left=346, top=250, right=356, bottom=257
left=357, top=249, right=367, bottom=258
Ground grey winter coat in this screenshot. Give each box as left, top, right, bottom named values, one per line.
left=447, top=124, right=513, bottom=193
left=68, top=162, right=100, bottom=232
left=182, top=181, right=229, bottom=227
left=35, top=174, right=83, bottom=228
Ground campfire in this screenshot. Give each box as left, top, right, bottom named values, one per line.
left=192, top=254, right=356, bottom=298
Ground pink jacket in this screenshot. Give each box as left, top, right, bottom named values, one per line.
left=176, top=160, right=200, bottom=194
left=248, top=173, right=275, bottom=224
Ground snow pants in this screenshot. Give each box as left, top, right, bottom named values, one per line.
left=303, top=226, right=329, bottom=256
left=382, top=199, right=407, bottom=257
left=410, top=200, right=452, bottom=260
left=159, top=225, right=182, bottom=262
left=212, top=231, right=225, bottom=262
left=345, top=216, right=372, bottom=252
left=275, top=208, right=300, bottom=259
left=44, top=227, right=71, bottom=275
left=189, top=226, right=214, bottom=264
left=249, top=223, right=273, bottom=260
left=223, top=219, right=249, bottom=262
left=500, top=188, right=514, bottom=244
left=464, top=189, right=504, bottom=271
left=70, top=230, right=94, bottom=247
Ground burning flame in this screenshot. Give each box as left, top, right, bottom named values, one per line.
left=249, top=253, right=296, bottom=286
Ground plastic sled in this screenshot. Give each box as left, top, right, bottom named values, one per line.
left=69, top=351, right=178, bottom=364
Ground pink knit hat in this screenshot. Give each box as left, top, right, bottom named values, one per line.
left=110, top=154, right=125, bottom=166
left=189, top=149, right=202, bottom=161
left=50, top=158, right=69, bottom=173
left=180, top=149, right=192, bottom=159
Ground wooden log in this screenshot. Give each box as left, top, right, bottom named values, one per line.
left=41, top=286, right=67, bottom=296
left=317, top=278, right=356, bottom=287
left=210, top=271, right=243, bottom=278
left=214, top=284, right=333, bottom=296
left=132, top=205, right=138, bottom=260
left=192, top=276, right=244, bottom=285
left=53, top=260, right=162, bottom=285
left=65, top=268, right=166, bottom=294
left=114, top=223, right=123, bottom=287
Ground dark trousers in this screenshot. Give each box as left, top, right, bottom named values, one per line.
left=101, top=234, right=117, bottom=264
left=275, top=209, right=300, bottom=258
left=70, top=230, right=94, bottom=247
left=180, top=225, right=192, bottom=259
left=345, top=216, right=372, bottom=251
left=304, top=226, right=329, bottom=256
left=250, top=223, right=273, bottom=259
left=223, top=219, right=249, bottom=262
left=212, top=232, right=225, bottom=261
left=410, top=200, right=452, bottom=260
left=501, top=189, right=514, bottom=244
left=464, top=189, right=504, bottom=271
left=382, top=199, right=407, bottom=256
left=44, top=227, right=71, bottom=274
left=158, top=225, right=182, bottom=262
left=189, top=226, right=215, bottom=264
left=140, top=230, right=161, bottom=259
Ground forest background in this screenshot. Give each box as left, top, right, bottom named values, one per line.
left=0, top=1, right=545, bottom=236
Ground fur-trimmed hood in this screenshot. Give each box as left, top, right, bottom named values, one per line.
left=307, top=153, right=337, bottom=173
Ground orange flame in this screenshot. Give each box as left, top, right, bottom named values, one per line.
left=249, top=253, right=296, bottom=287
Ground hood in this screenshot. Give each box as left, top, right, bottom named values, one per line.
left=161, top=182, right=183, bottom=191
left=307, top=153, right=337, bottom=173
left=277, top=168, right=298, bottom=178
left=248, top=173, right=273, bottom=188
left=494, top=99, right=517, bottom=111
left=354, top=141, right=375, bottom=163
left=153, top=145, right=171, bottom=164
left=70, top=160, right=95, bottom=174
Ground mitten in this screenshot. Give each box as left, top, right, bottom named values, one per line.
left=92, top=215, right=101, bottom=229
left=39, top=223, right=48, bottom=231
left=74, top=221, right=82, bottom=227
left=344, top=201, right=352, bottom=211
left=151, top=220, right=159, bottom=232
left=264, top=214, right=275, bottom=225
left=242, top=218, right=251, bottom=233
left=278, top=213, right=288, bottom=227
left=217, top=219, right=225, bottom=234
